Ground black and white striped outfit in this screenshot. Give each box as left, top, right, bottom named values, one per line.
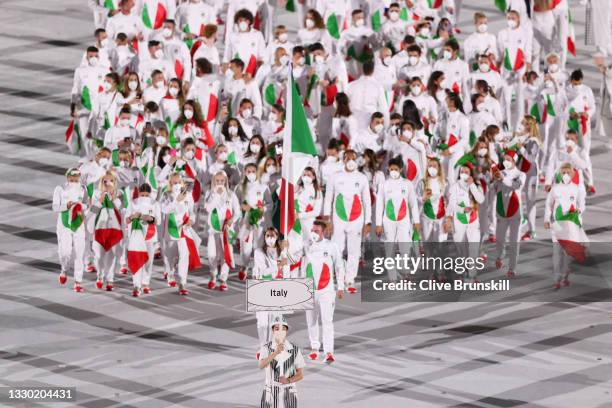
left=259, top=340, right=305, bottom=408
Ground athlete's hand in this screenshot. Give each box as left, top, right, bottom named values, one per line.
left=337, top=290, right=344, bottom=299
left=363, top=223, right=371, bottom=236
left=375, top=226, right=383, bottom=237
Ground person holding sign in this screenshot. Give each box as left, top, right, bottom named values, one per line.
left=258, top=315, right=304, bottom=408
left=53, top=168, right=89, bottom=292
left=303, top=220, right=345, bottom=363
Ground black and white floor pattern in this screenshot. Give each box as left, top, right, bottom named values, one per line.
left=0, top=1, right=611, bottom=406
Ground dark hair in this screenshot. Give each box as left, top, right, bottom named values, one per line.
left=234, top=9, right=254, bottom=24
left=86, top=46, right=99, bottom=53
left=105, top=72, right=120, bottom=85
left=327, top=138, right=340, bottom=151
left=470, top=93, right=484, bottom=111
left=475, top=79, right=495, bottom=98
left=229, top=58, right=245, bottom=70
left=176, top=99, right=204, bottom=126
left=427, top=71, right=444, bottom=102
left=403, top=34, right=415, bottom=46
left=164, top=19, right=175, bottom=26
left=195, top=58, right=213, bottom=75
left=145, top=101, right=159, bottom=113
left=157, top=146, right=172, bottom=168
left=401, top=100, right=423, bottom=129
left=94, top=28, right=106, bottom=36
left=244, top=134, right=267, bottom=162
left=222, top=117, right=248, bottom=141
left=139, top=183, right=152, bottom=193
left=446, top=91, right=465, bottom=113
left=371, top=112, right=384, bottom=121
left=362, top=60, right=375, bottom=75
left=308, top=42, right=324, bottom=54
left=148, top=40, right=161, bottom=48
left=262, top=227, right=281, bottom=256
left=388, top=156, right=403, bottom=169
left=407, top=44, right=422, bottom=55
left=305, top=9, right=325, bottom=28
left=297, top=166, right=321, bottom=197
left=570, top=69, right=583, bottom=82
left=334, top=92, right=352, bottom=117
left=444, top=39, right=459, bottom=52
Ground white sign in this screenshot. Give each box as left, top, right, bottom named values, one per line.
left=246, top=278, right=314, bottom=312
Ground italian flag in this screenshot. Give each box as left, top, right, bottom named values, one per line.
left=503, top=48, right=525, bottom=72
left=386, top=198, right=407, bottom=222
left=285, top=0, right=295, bottom=12
left=264, top=83, right=281, bottom=106
left=174, top=58, right=184, bottom=80
left=94, top=194, right=123, bottom=252
left=145, top=164, right=158, bottom=190
left=371, top=10, right=383, bottom=32
left=423, top=197, right=445, bottom=220
left=104, top=0, right=116, bottom=10
left=552, top=204, right=587, bottom=262
left=182, top=24, right=194, bottom=49
left=81, top=85, right=92, bottom=111
left=454, top=152, right=477, bottom=168
left=164, top=117, right=180, bottom=148
left=237, top=53, right=258, bottom=77
left=280, top=64, right=318, bottom=236
left=167, top=212, right=201, bottom=270
left=326, top=13, right=341, bottom=40
left=427, top=0, right=443, bottom=8
left=335, top=193, right=362, bottom=222
left=305, top=262, right=331, bottom=290
left=406, top=159, right=418, bottom=181
left=142, top=2, right=167, bottom=30
left=127, top=218, right=149, bottom=274
left=206, top=93, right=219, bottom=122
left=567, top=11, right=576, bottom=57
left=227, top=150, right=237, bottom=166
left=496, top=191, right=520, bottom=218
left=437, top=133, right=458, bottom=151
left=183, top=162, right=201, bottom=203
left=530, top=101, right=542, bottom=124
left=210, top=207, right=234, bottom=267
left=65, top=120, right=82, bottom=155
left=456, top=202, right=477, bottom=224
left=61, top=203, right=84, bottom=232
left=494, top=0, right=507, bottom=13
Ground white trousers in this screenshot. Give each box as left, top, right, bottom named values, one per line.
left=94, top=244, right=120, bottom=283
left=208, top=233, right=230, bottom=282
left=164, top=238, right=190, bottom=286
left=131, top=240, right=156, bottom=288
left=495, top=215, right=521, bottom=271
left=57, top=226, right=86, bottom=283
left=305, top=290, right=336, bottom=354
left=331, top=215, right=363, bottom=285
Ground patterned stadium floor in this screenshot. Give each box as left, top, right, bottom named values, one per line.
left=0, top=1, right=611, bottom=407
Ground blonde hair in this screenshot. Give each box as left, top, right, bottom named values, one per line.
left=98, top=170, right=118, bottom=195
left=474, top=12, right=486, bottom=23
left=423, top=159, right=445, bottom=191
left=523, top=115, right=542, bottom=144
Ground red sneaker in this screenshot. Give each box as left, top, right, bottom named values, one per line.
left=120, top=266, right=128, bottom=275
left=347, top=286, right=357, bottom=294
left=495, top=259, right=504, bottom=270
left=325, top=353, right=335, bottom=363
left=359, top=259, right=365, bottom=267
left=207, top=280, right=216, bottom=290
left=488, top=235, right=497, bottom=243
left=480, top=254, right=488, bottom=263
left=168, top=279, right=177, bottom=288
left=105, top=284, right=114, bottom=291
left=219, top=283, right=228, bottom=291
left=238, top=269, right=247, bottom=281
left=588, top=185, right=596, bottom=195
left=308, top=351, right=318, bottom=360
left=562, top=278, right=570, bottom=287
left=95, top=280, right=103, bottom=289
left=506, top=270, right=515, bottom=278
left=179, top=288, right=189, bottom=296
left=255, top=351, right=260, bottom=360
left=163, top=272, right=168, bottom=280
left=132, top=288, right=140, bottom=297
left=59, top=274, right=67, bottom=285
left=539, top=174, right=545, bottom=184
left=554, top=282, right=562, bottom=290
left=74, top=283, right=84, bottom=293
left=154, top=250, right=161, bottom=259
left=143, top=287, right=151, bottom=294
left=521, top=232, right=531, bottom=241
left=86, top=263, right=96, bottom=273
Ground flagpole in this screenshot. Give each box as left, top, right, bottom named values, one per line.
left=282, top=62, right=292, bottom=239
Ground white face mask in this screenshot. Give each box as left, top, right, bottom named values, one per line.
left=389, top=11, right=399, bottom=21
left=273, top=328, right=287, bottom=344
left=265, top=236, right=277, bottom=247
left=305, top=18, right=315, bottom=29
left=128, top=80, right=138, bottom=91
left=389, top=170, right=400, bottom=179
left=477, top=23, right=487, bottom=33
left=162, top=27, right=173, bottom=38
left=419, top=28, right=430, bottom=37
left=269, top=112, right=278, bottom=122
left=476, top=102, right=485, bottom=112
left=503, top=160, right=514, bottom=169
left=100, top=38, right=109, bottom=48
left=279, top=55, right=289, bottom=65
left=119, top=160, right=128, bottom=168
left=266, top=165, right=277, bottom=174
left=172, top=184, right=182, bottom=194
left=297, top=56, right=306, bottom=66
left=168, top=87, right=179, bottom=97
left=238, top=21, right=249, bottom=32
left=154, top=49, right=164, bottom=59
left=241, top=108, right=252, bottom=118
left=427, top=166, right=438, bottom=177
left=215, top=184, right=226, bottom=194
left=278, top=32, right=288, bottom=42
left=562, top=173, right=572, bottom=184
left=88, top=56, right=99, bottom=67
left=443, top=50, right=453, bottom=60
left=301, top=175, right=313, bottom=185
left=120, top=118, right=130, bottom=127
left=327, top=156, right=338, bottom=163
left=162, top=154, right=171, bottom=163
left=354, top=18, right=365, bottom=27
left=373, top=123, right=384, bottom=133
left=314, top=55, right=325, bottom=64
left=408, top=56, right=419, bottom=66
left=410, top=86, right=421, bottom=96
left=154, top=80, right=164, bottom=89
left=566, top=139, right=576, bottom=149
left=184, top=150, right=195, bottom=160
left=184, top=109, right=194, bottom=119
left=138, top=196, right=151, bottom=204
left=478, top=148, right=488, bottom=157
left=98, top=157, right=110, bottom=168
left=507, top=19, right=518, bottom=29
left=218, top=152, right=228, bottom=161
left=383, top=56, right=392, bottom=66
left=310, top=231, right=322, bottom=242
left=459, top=172, right=469, bottom=182
left=479, top=63, right=490, bottom=72
left=246, top=172, right=257, bottom=182
left=548, top=63, right=559, bottom=73
left=228, top=126, right=238, bottom=135
left=402, top=129, right=413, bottom=139
left=250, top=143, right=261, bottom=153
left=346, top=160, right=357, bottom=171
